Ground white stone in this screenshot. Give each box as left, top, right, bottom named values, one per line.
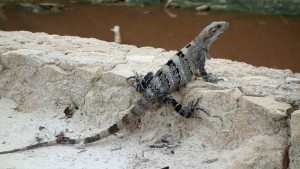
left=240, top=96, right=291, bottom=120
left=2, top=50, right=27, bottom=69
left=290, top=110, right=300, bottom=169
left=75, top=66, right=103, bottom=81
left=126, top=54, right=155, bottom=63
left=286, top=77, right=300, bottom=84
left=38, top=65, right=69, bottom=82
left=0, top=30, right=299, bottom=169
left=291, top=110, right=300, bottom=145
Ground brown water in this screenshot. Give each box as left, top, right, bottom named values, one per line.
left=1, top=3, right=300, bottom=72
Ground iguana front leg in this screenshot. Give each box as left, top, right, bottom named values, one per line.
left=197, top=48, right=223, bottom=83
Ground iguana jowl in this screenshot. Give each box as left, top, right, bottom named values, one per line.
left=0, top=21, right=229, bottom=154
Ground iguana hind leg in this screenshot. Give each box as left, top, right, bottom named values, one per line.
left=158, top=95, right=208, bottom=118
left=127, top=71, right=154, bottom=93
left=158, top=95, right=210, bottom=118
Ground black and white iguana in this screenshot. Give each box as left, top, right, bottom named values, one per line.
left=0, top=21, right=229, bottom=155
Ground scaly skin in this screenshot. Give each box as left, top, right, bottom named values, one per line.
left=0, top=21, right=229, bottom=155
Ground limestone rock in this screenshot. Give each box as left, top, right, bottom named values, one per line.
left=291, top=110, right=300, bottom=145
left=38, top=65, right=69, bottom=82
left=185, top=87, right=242, bottom=115
left=286, top=77, right=300, bottom=84
left=0, top=30, right=299, bottom=169
left=126, top=54, right=155, bottom=63
left=74, top=66, right=103, bottom=81
left=290, top=148, right=300, bottom=169
left=290, top=110, right=300, bottom=169
left=2, top=50, right=28, bottom=69
left=220, top=135, right=285, bottom=169
left=240, top=96, right=292, bottom=120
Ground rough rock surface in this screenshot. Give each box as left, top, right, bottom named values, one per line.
left=0, top=30, right=299, bottom=169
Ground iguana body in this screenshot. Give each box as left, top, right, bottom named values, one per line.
left=0, top=21, right=229, bottom=155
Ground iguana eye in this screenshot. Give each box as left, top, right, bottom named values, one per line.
left=217, top=24, right=221, bottom=28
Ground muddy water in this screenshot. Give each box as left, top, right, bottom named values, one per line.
left=1, top=3, right=300, bottom=72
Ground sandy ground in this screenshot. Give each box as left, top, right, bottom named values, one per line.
left=0, top=98, right=223, bottom=169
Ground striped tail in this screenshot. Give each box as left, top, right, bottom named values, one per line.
left=0, top=140, right=58, bottom=155
left=82, top=97, right=150, bottom=144
left=0, top=98, right=150, bottom=155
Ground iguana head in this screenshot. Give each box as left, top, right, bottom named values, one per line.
left=203, top=21, right=229, bottom=46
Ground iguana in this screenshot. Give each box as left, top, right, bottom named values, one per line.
left=0, top=21, right=229, bottom=155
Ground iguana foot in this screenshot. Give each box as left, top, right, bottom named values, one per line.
left=203, top=75, right=224, bottom=83
left=179, top=98, right=210, bottom=118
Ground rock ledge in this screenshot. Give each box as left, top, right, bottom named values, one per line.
left=0, top=31, right=299, bottom=169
